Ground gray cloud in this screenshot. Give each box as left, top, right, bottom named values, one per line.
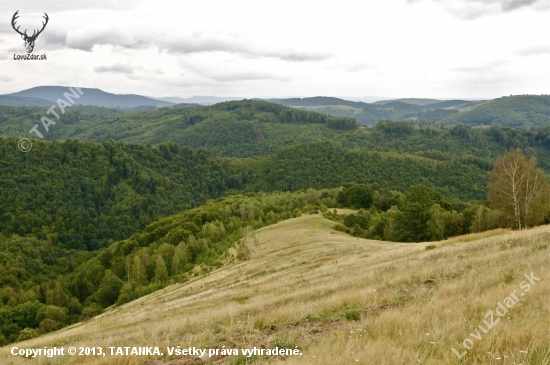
left=179, top=61, right=290, bottom=82
left=95, top=63, right=134, bottom=74
left=263, top=50, right=331, bottom=62
left=1, top=9, right=331, bottom=62
left=502, top=0, right=537, bottom=11
left=338, top=63, right=376, bottom=73
left=408, top=0, right=550, bottom=19
left=516, top=46, right=550, bottom=56
left=43, top=28, right=139, bottom=51
left=38, top=25, right=330, bottom=62
left=203, top=71, right=289, bottom=83
left=0, top=75, right=13, bottom=82
left=160, top=35, right=331, bottom=62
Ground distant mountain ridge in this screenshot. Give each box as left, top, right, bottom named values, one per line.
left=155, top=96, right=243, bottom=105
left=7, top=86, right=174, bottom=108
left=0, top=95, right=52, bottom=107
left=267, top=96, right=460, bottom=125
left=375, top=98, right=444, bottom=106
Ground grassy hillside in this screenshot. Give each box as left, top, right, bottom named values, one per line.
left=440, top=95, right=550, bottom=127
left=3, top=214, right=548, bottom=364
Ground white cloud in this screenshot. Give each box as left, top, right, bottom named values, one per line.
left=0, top=0, right=549, bottom=99
left=408, top=0, right=550, bottom=19
left=95, top=63, right=134, bottom=74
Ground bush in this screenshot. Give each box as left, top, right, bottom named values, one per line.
left=36, top=305, right=68, bottom=324
left=38, top=319, right=63, bottom=333
left=17, top=328, right=39, bottom=341
left=333, top=224, right=347, bottom=232
left=81, top=303, right=103, bottom=320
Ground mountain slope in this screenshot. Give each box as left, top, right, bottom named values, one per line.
left=268, top=97, right=458, bottom=124
left=156, top=96, right=242, bottom=105
left=3, top=100, right=550, bottom=173
left=0, top=95, right=52, bottom=107
left=440, top=95, right=550, bottom=127
left=421, top=99, right=482, bottom=110
left=3, top=214, right=548, bottom=365
left=9, top=87, right=174, bottom=108
left=374, top=98, right=444, bottom=106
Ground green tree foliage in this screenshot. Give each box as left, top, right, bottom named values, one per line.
left=0, top=137, right=489, bottom=254
left=488, top=149, right=550, bottom=229
left=333, top=184, right=507, bottom=242
left=441, top=95, right=550, bottom=128
left=153, top=256, right=168, bottom=282
left=4, top=101, right=550, bottom=169
left=337, top=185, right=373, bottom=208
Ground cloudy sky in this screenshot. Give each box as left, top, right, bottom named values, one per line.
left=0, top=0, right=549, bottom=100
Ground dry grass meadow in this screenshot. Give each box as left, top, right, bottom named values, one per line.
left=2, top=214, right=549, bottom=365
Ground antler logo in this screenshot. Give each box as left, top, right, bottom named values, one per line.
left=12, top=10, right=49, bottom=54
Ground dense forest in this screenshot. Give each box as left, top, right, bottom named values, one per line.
left=286, top=101, right=459, bottom=125
left=0, top=136, right=488, bottom=251
left=273, top=95, right=550, bottom=127
left=3, top=100, right=550, bottom=166
left=440, top=95, right=550, bottom=127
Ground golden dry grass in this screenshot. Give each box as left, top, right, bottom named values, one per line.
left=2, top=214, right=549, bottom=365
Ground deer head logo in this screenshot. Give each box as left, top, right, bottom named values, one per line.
left=12, top=11, right=49, bottom=54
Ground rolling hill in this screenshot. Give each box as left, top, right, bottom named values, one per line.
left=421, top=99, right=483, bottom=110
left=268, top=97, right=460, bottom=124
left=155, top=96, right=242, bottom=105
left=0, top=136, right=490, bottom=251
left=2, top=100, right=550, bottom=172
left=374, top=97, right=445, bottom=106
left=2, top=214, right=548, bottom=364
left=6, top=87, right=174, bottom=108
left=0, top=95, right=52, bottom=107
left=439, top=95, right=550, bottom=127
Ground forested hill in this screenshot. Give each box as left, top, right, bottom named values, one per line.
left=439, top=95, right=550, bottom=127
left=269, top=95, right=550, bottom=128
left=268, top=97, right=459, bottom=125
left=2, top=101, right=550, bottom=167
left=8, top=86, right=174, bottom=108
left=0, top=101, right=357, bottom=157
left=0, top=137, right=488, bottom=250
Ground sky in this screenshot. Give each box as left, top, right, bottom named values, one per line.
left=0, top=0, right=549, bottom=100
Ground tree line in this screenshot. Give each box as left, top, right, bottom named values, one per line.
left=330, top=149, right=550, bottom=242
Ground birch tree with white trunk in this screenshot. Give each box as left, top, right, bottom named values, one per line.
left=488, top=149, right=549, bottom=230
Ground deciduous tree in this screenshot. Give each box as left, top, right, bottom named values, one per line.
left=488, top=149, right=549, bottom=229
